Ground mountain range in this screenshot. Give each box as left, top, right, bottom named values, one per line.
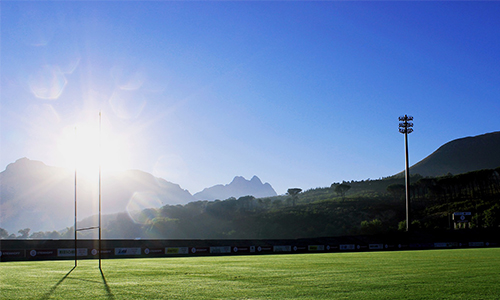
left=0, top=158, right=276, bottom=233
left=1, top=131, right=500, bottom=234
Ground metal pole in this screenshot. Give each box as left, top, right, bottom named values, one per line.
left=74, top=127, right=78, bottom=267
left=99, top=111, right=102, bottom=271
left=404, top=129, right=411, bottom=232
left=399, top=115, right=413, bottom=232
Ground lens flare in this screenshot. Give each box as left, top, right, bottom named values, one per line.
left=126, top=192, right=162, bottom=225
left=28, top=65, right=67, bottom=100
left=109, top=88, right=146, bottom=119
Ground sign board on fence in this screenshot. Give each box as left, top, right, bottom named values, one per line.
left=115, top=248, right=141, bottom=255
left=144, top=248, right=164, bottom=255
left=369, top=244, right=384, bottom=250
left=0, top=250, right=24, bottom=259
left=210, top=246, right=231, bottom=254
left=340, top=244, right=355, bottom=251
left=308, top=245, right=325, bottom=251
left=165, top=247, right=189, bottom=254
left=273, top=245, right=291, bottom=252
left=57, top=248, right=88, bottom=257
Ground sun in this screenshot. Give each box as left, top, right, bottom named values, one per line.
left=58, top=115, right=131, bottom=177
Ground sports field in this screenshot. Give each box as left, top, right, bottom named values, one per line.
left=1, top=248, right=499, bottom=299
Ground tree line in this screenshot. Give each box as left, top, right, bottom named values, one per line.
left=2, top=167, right=499, bottom=239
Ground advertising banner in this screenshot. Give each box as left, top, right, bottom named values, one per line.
left=340, top=244, right=355, bottom=251
left=325, top=245, right=339, bottom=251
left=256, top=246, right=273, bottom=253
left=91, top=248, right=113, bottom=256
left=369, top=244, right=384, bottom=250
left=308, top=245, right=325, bottom=251
left=57, top=248, right=88, bottom=257
left=0, top=250, right=25, bottom=259
left=273, top=245, right=292, bottom=252
left=115, top=248, right=142, bottom=255
left=165, top=247, right=189, bottom=255
left=433, top=242, right=457, bottom=248
left=231, top=246, right=255, bottom=253
left=210, top=246, right=231, bottom=254
left=143, top=248, right=164, bottom=255
left=293, top=246, right=307, bottom=252
left=29, top=249, right=57, bottom=258
left=190, top=247, right=209, bottom=254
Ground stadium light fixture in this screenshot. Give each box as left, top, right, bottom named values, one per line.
left=399, top=115, right=413, bottom=232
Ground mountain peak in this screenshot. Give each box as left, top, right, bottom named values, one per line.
left=230, top=176, right=247, bottom=184
left=250, top=175, right=262, bottom=184
left=194, top=176, right=277, bottom=201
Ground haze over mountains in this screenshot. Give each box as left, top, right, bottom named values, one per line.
left=0, top=158, right=277, bottom=233
left=1, top=131, right=499, bottom=234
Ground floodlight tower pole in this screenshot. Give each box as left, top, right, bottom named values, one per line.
left=399, top=115, right=413, bottom=232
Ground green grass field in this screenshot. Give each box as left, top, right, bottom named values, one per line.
left=1, top=248, right=499, bottom=299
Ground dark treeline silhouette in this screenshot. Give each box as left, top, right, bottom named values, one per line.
left=2, top=167, right=499, bottom=240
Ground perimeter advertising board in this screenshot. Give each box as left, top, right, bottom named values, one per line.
left=165, top=247, right=189, bottom=255
left=340, top=244, right=355, bottom=251
left=231, top=246, right=255, bottom=253
left=273, top=245, right=291, bottom=252
left=210, top=246, right=231, bottom=254
left=256, top=246, right=273, bottom=253
left=57, top=248, right=88, bottom=257
left=29, top=249, right=57, bottom=258
left=0, top=250, right=25, bottom=260
left=143, top=248, right=164, bottom=255
left=115, top=248, right=142, bottom=256
left=308, top=245, right=325, bottom=251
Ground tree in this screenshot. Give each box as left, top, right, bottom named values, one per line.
left=387, top=184, right=405, bottom=200
left=360, top=219, right=383, bottom=235
left=0, top=228, right=8, bottom=239
left=334, top=184, right=351, bottom=201
left=17, top=228, right=30, bottom=239
left=484, top=204, right=500, bottom=228
left=287, top=188, right=302, bottom=206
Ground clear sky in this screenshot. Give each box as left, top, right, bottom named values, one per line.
left=1, top=1, right=499, bottom=195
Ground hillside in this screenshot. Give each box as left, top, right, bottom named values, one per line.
left=408, top=131, right=500, bottom=177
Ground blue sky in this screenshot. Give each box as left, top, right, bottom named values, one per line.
left=1, top=1, right=500, bottom=195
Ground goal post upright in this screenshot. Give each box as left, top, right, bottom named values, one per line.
left=74, top=112, right=103, bottom=270
left=98, top=111, right=102, bottom=271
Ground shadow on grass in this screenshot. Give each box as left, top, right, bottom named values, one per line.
left=40, top=266, right=114, bottom=300
left=100, top=268, right=115, bottom=300
left=40, top=266, right=76, bottom=300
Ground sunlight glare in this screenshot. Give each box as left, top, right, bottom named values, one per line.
left=58, top=115, right=131, bottom=178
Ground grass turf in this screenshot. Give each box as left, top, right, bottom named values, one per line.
left=1, top=248, right=499, bottom=299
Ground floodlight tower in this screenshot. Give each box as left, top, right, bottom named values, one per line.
left=399, top=115, right=413, bottom=232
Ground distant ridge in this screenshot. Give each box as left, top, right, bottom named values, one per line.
left=407, top=131, right=500, bottom=177
left=193, top=176, right=277, bottom=201
left=0, top=158, right=194, bottom=233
